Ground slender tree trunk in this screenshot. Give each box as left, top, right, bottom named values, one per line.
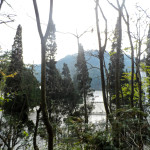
left=130, top=37, right=135, bottom=108
left=114, top=16, right=122, bottom=150
left=95, top=0, right=110, bottom=122
left=115, top=12, right=122, bottom=112
left=32, top=0, right=54, bottom=149
left=41, top=42, right=53, bottom=150
left=137, top=41, right=143, bottom=112
left=33, top=107, right=41, bottom=150
left=83, top=90, right=88, bottom=124
left=115, top=1, right=125, bottom=148
left=123, top=6, right=134, bottom=108
left=0, top=0, right=4, bottom=10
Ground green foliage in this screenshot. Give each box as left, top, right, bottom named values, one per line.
left=108, top=24, right=129, bottom=108
left=75, top=44, right=92, bottom=97
left=61, top=63, right=80, bottom=115
left=3, top=25, right=28, bottom=122
left=55, top=115, right=116, bottom=150
left=21, top=67, right=41, bottom=108
left=0, top=114, right=32, bottom=149
left=91, top=131, right=116, bottom=150
left=3, top=25, right=40, bottom=123
left=109, top=51, right=117, bottom=56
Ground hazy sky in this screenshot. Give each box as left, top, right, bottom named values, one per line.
left=0, top=0, right=150, bottom=64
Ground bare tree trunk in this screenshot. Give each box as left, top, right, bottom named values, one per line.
left=0, top=0, right=4, bottom=10
left=41, top=41, right=53, bottom=150
left=33, top=107, right=41, bottom=150
left=83, top=90, right=88, bottom=124
left=137, top=41, right=143, bottom=112
left=115, top=0, right=125, bottom=112
left=95, top=0, right=111, bottom=123
left=115, top=17, right=121, bottom=111
left=123, top=6, right=134, bottom=108
left=32, top=0, right=54, bottom=149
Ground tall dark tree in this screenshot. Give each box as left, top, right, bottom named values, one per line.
left=108, top=19, right=126, bottom=108
left=45, top=23, right=62, bottom=119
left=4, top=25, right=28, bottom=122
left=62, top=63, right=79, bottom=115
left=75, top=44, right=92, bottom=124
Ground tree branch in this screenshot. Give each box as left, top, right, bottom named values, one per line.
left=32, top=0, right=43, bottom=40
left=106, top=0, right=118, bottom=11
left=0, top=0, right=4, bottom=10
left=98, top=4, right=107, bottom=51
left=44, top=0, right=53, bottom=40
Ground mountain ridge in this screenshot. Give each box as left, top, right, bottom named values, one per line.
left=34, top=50, right=131, bottom=90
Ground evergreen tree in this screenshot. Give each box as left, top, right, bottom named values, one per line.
left=3, top=25, right=40, bottom=122
left=21, top=67, right=41, bottom=109
left=108, top=19, right=126, bottom=107
left=3, top=25, right=28, bottom=122
left=62, top=63, right=79, bottom=115
left=75, top=44, right=92, bottom=124
left=45, top=23, right=63, bottom=125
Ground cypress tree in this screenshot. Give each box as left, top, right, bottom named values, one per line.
left=4, top=25, right=28, bottom=122
left=45, top=23, right=62, bottom=121
left=75, top=44, right=92, bottom=124
left=108, top=19, right=126, bottom=108
left=62, top=63, right=79, bottom=115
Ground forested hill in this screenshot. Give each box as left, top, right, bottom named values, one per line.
left=34, top=50, right=131, bottom=90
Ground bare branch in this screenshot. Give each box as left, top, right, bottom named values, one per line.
left=87, top=62, right=100, bottom=70
left=0, top=134, right=9, bottom=148
left=86, top=50, right=99, bottom=59
left=136, top=5, right=150, bottom=19
left=56, top=31, right=77, bottom=37
left=0, top=0, right=4, bottom=10
left=78, top=26, right=92, bottom=38
left=4, top=0, right=13, bottom=10
left=97, top=4, right=108, bottom=50
left=44, top=0, right=53, bottom=40
left=106, top=0, right=118, bottom=11
left=95, top=0, right=101, bottom=50
left=32, top=0, right=43, bottom=39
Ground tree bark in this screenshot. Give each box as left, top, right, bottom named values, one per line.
left=123, top=6, right=134, bottom=108
left=41, top=42, right=53, bottom=150
left=95, top=0, right=110, bottom=122
left=32, top=0, right=54, bottom=149
left=33, top=107, right=41, bottom=150
left=83, top=89, right=88, bottom=124
left=0, top=0, right=4, bottom=10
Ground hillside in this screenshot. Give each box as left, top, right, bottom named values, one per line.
left=34, top=50, right=131, bottom=90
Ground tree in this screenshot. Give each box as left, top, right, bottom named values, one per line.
left=3, top=25, right=29, bottom=122
left=95, top=0, right=111, bottom=124
left=32, top=0, right=54, bottom=149
left=146, top=26, right=150, bottom=102
left=45, top=22, right=61, bottom=116
left=45, top=23, right=64, bottom=133
left=0, top=0, right=4, bottom=10
left=3, top=25, right=40, bottom=121
left=122, top=5, right=135, bottom=108
left=21, top=67, right=41, bottom=109
left=0, top=114, right=31, bottom=150
left=62, top=63, right=79, bottom=115
left=75, top=44, right=92, bottom=124
left=108, top=19, right=127, bottom=109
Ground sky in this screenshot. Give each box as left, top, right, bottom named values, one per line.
left=0, top=0, right=150, bottom=64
